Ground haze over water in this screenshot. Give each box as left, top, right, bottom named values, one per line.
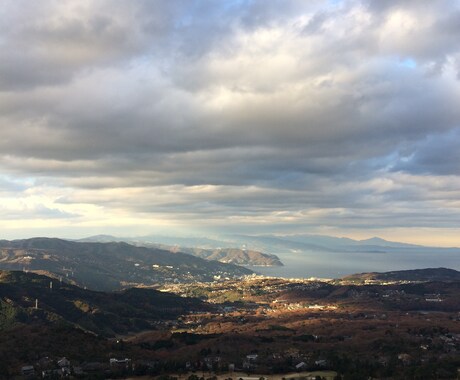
left=255, top=249, right=460, bottom=279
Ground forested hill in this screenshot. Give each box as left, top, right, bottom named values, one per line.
left=341, top=267, right=460, bottom=283
left=0, top=270, right=207, bottom=336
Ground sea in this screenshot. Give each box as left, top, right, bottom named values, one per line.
left=253, top=248, right=460, bottom=279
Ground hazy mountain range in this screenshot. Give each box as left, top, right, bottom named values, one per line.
left=0, top=238, right=252, bottom=291
left=80, top=235, right=283, bottom=267
left=78, top=233, right=460, bottom=278
left=81, top=233, right=458, bottom=255
left=1, top=234, right=459, bottom=290
left=225, top=234, right=437, bottom=253
left=223, top=234, right=460, bottom=278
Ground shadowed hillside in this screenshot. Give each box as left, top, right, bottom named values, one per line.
left=0, top=270, right=208, bottom=337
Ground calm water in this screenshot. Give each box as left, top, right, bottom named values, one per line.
left=254, top=249, right=460, bottom=279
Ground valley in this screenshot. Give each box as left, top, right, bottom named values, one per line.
left=1, top=267, right=459, bottom=379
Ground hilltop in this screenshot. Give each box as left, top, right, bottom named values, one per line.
left=341, top=267, right=460, bottom=284
left=154, top=245, right=283, bottom=267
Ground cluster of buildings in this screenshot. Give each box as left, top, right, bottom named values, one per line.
left=20, top=356, right=132, bottom=378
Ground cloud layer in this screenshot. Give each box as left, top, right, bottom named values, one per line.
left=1, top=0, right=460, bottom=243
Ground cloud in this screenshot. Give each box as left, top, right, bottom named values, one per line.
left=0, top=0, right=459, bottom=241
left=394, top=128, right=460, bottom=176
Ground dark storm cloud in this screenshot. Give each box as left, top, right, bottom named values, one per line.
left=1, top=0, right=459, bottom=234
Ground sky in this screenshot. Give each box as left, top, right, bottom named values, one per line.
left=1, top=0, right=460, bottom=245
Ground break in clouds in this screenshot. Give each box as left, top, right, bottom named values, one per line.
left=1, top=0, right=460, bottom=240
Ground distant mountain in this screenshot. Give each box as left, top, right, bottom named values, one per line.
left=223, top=233, right=458, bottom=254
left=0, top=238, right=253, bottom=291
left=110, top=235, right=229, bottom=249
left=77, top=234, right=124, bottom=243
left=81, top=233, right=430, bottom=256
left=341, top=268, right=460, bottom=283
left=0, top=270, right=206, bottom=336
left=355, top=236, right=418, bottom=248
left=281, top=234, right=420, bottom=249
left=80, top=233, right=459, bottom=254
left=169, top=247, right=283, bottom=266
left=80, top=235, right=283, bottom=266
left=228, top=234, right=334, bottom=253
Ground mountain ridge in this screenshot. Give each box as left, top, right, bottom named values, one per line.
left=79, top=235, right=283, bottom=266
left=0, top=238, right=253, bottom=291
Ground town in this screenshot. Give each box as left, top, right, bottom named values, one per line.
left=11, top=274, right=460, bottom=379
